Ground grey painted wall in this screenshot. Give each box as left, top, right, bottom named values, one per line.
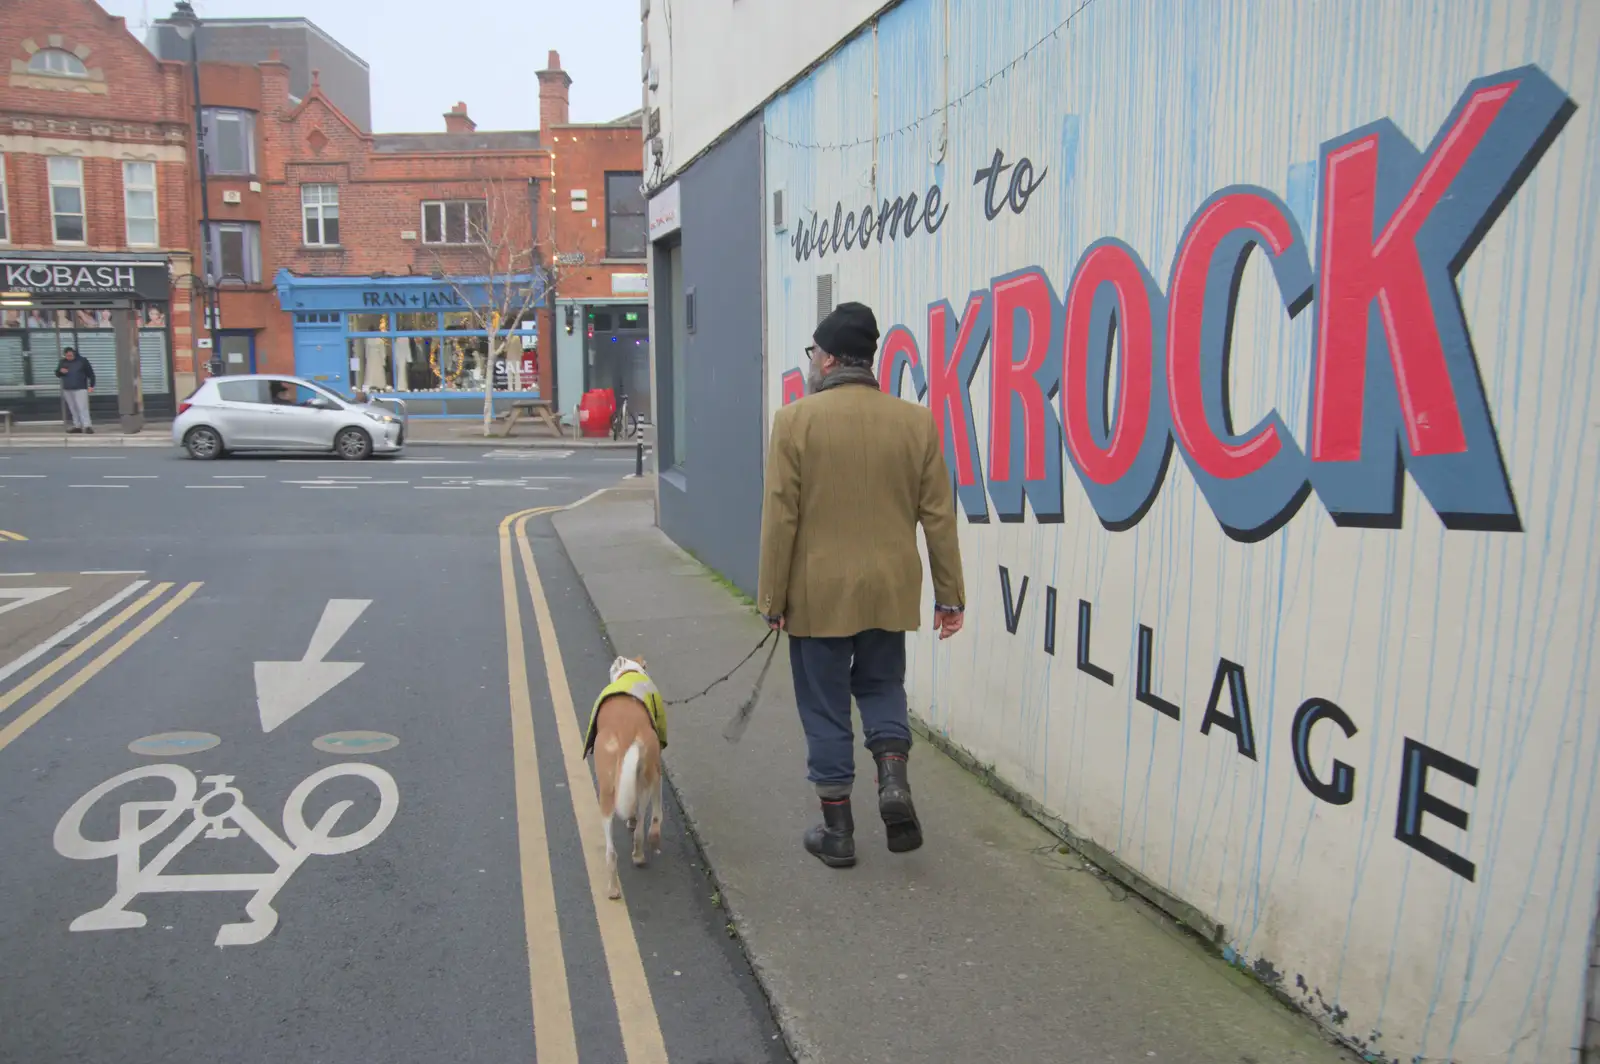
left=655, top=117, right=764, bottom=597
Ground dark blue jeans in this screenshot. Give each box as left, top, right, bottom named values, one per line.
left=789, top=629, right=912, bottom=798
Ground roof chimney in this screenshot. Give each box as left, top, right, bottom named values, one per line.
left=444, top=101, right=476, bottom=134
left=537, top=50, right=571, bottom=131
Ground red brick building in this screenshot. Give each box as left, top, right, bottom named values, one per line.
left=542, top=89, right=651, bottom=421
left=3, top=0, right=644, bottom=422
left=0, top=0, right=195, bottom=421
left=261, top=49, right=645, bottom=416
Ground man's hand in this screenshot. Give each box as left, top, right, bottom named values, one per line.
left=765, top=615, right=786, bottom=632
left=934, top=609, right=964, bottom=640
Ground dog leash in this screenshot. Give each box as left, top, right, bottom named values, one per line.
left=665, top=627, right=783, bottom=744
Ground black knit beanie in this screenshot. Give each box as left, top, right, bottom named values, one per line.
left=813, top=302, right=880, bottom=364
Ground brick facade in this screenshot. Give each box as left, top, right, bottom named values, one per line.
left=3, top=0, right=643, bottom=410
left=1, top=0, right=198, bottom=395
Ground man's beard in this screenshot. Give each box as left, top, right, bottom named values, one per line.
left=806, top=362, right=827, bottom=394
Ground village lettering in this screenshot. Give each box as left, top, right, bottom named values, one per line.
left=996, top=565, right=1483, bottom=882
left=4, top=263, right=138, bottom=292
left=784, top=67, right=1576, bottom=542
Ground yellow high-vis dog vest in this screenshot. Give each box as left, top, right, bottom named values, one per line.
left=582, top=668, right=667, bottom=760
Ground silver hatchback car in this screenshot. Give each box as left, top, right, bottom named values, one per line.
left=173, top=375, right=407, bottom=460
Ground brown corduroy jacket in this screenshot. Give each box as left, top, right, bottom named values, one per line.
left=756, top=381, right=965, bottom=638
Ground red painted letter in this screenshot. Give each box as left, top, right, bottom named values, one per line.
left=1311, top=83, right=1516, bottom=462
left=1165, top=191, right=1296, bottom=480
left=989, top=271, right=1054, bottom=483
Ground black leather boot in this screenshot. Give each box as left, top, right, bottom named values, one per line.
left=803, top=797, right=856, bottom=868
left=872, top=742, right=922, bottom=852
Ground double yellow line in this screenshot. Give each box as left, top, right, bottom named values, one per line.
left=499, top=505, right=668, bottom=1064
left=0, top=580, right=202, bottom=753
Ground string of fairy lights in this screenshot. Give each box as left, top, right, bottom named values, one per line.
left=763, top=0, right=1099, bottom=153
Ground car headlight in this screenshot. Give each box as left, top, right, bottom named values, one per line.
left=363, top=411, right=399, bottom=425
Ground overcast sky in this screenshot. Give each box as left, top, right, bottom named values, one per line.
left=97, top=0, right=643, bottom=132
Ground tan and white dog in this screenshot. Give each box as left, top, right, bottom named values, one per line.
left=582, top=655, right=667, bottom=899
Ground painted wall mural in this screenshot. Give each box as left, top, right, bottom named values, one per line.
left=763, top=2, right=1599, bottom=1061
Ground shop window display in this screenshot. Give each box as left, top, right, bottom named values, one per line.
left=340, top=307, right=536, bottom=395
left=0, top=301, right=171, bottom=395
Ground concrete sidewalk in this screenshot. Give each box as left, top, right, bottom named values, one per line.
left=552, top=487, right=1355, bottom=1064
left=1, top=417, right=648, bottom=450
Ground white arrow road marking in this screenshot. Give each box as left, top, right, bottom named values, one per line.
left=0, top=586, right=70, bottom=618
left=254, top=599, right=371, bottom=733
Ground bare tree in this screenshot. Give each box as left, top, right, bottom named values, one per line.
left=427, top=178, right=555, bottom=436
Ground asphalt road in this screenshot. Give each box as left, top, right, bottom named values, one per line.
left=0, top=444, right=787, bottom=1064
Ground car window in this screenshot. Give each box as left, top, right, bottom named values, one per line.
left=216, top=379, right=270, bottom=404
left=302, top=384, right=344, bottom=407
left=259, top=380, right=326, bottom=407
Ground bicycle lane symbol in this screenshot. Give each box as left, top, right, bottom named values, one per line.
left=53, top=762, right=398, bottom=947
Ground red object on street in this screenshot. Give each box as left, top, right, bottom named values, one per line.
left=577, top=388, right=616, bottom=437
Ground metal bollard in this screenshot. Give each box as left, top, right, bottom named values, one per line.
left=635, top=439, right=645, bottom=477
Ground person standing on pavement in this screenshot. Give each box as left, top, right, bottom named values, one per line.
left=55, top=346, right=96, bottom=435
left=756, top=301, right=966, bottom=869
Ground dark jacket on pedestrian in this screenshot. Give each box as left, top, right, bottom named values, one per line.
left=56, top=355, right=96, bottom=391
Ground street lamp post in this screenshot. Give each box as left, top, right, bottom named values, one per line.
left=169, top=2, right=220, bottom=382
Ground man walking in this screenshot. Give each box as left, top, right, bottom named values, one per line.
left=757, top=301, right=965, bottom=868
left=56, top=346, right=96, bottom=435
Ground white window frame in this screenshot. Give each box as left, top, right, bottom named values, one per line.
left=48, top=156, right=86, bottom=245
left=122, top=160, right=159, bottom=247
left=0, top=156, right=10, bottom=244
left=29, top=49, right=88, bottom=77
left=301, top=184, right=340, bottom=247
left=420, top=200, right=487, bottom=246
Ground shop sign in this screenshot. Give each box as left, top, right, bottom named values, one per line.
left=612, top=273, right=648, bottom=296
left=359, top=287, right=468, bottom=309
left=648, top=182, right=681, bottom=242
left=1, top=258, right=170, bottom=301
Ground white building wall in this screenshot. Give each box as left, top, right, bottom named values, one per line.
left=641, top=0, right=887, bottom=186
left=761, top=1, right=1600, bottom=1061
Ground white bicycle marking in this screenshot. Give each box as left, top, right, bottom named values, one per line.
left=54, top=762, right=398, bottom=947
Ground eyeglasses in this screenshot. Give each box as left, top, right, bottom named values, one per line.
left=804, top=345, right=817, bottom=361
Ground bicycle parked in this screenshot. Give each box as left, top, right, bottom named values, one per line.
left=611, top=388, right=642, bottom=440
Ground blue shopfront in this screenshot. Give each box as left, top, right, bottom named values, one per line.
left=274, top=269, right=546, bottom=417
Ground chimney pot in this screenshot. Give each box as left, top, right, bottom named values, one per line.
left=444, top=101, right=477, bottom=134
left=537, top=48, right=572, bottom=128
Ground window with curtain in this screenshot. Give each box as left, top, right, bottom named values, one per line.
left=302, top=184, right=340, bottom=246
left=205, top=222, right=262, bottom=284
left=49, top=156, right=85, bottom=244
left=202, top=109, right=257, bottom=176
left=123, top=161, right=158, bottom=246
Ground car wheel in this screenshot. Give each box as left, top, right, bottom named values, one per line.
left=184, top=426, right=224, bottom=461
left=335, top=426, right=373, bottom=461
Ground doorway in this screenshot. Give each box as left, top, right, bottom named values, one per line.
left=216, top=331, right=256, bottom=375
left=584, top=304, right=651, bottom=417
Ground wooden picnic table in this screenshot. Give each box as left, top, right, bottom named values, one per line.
left=499, top=398, right=564, bottom=438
